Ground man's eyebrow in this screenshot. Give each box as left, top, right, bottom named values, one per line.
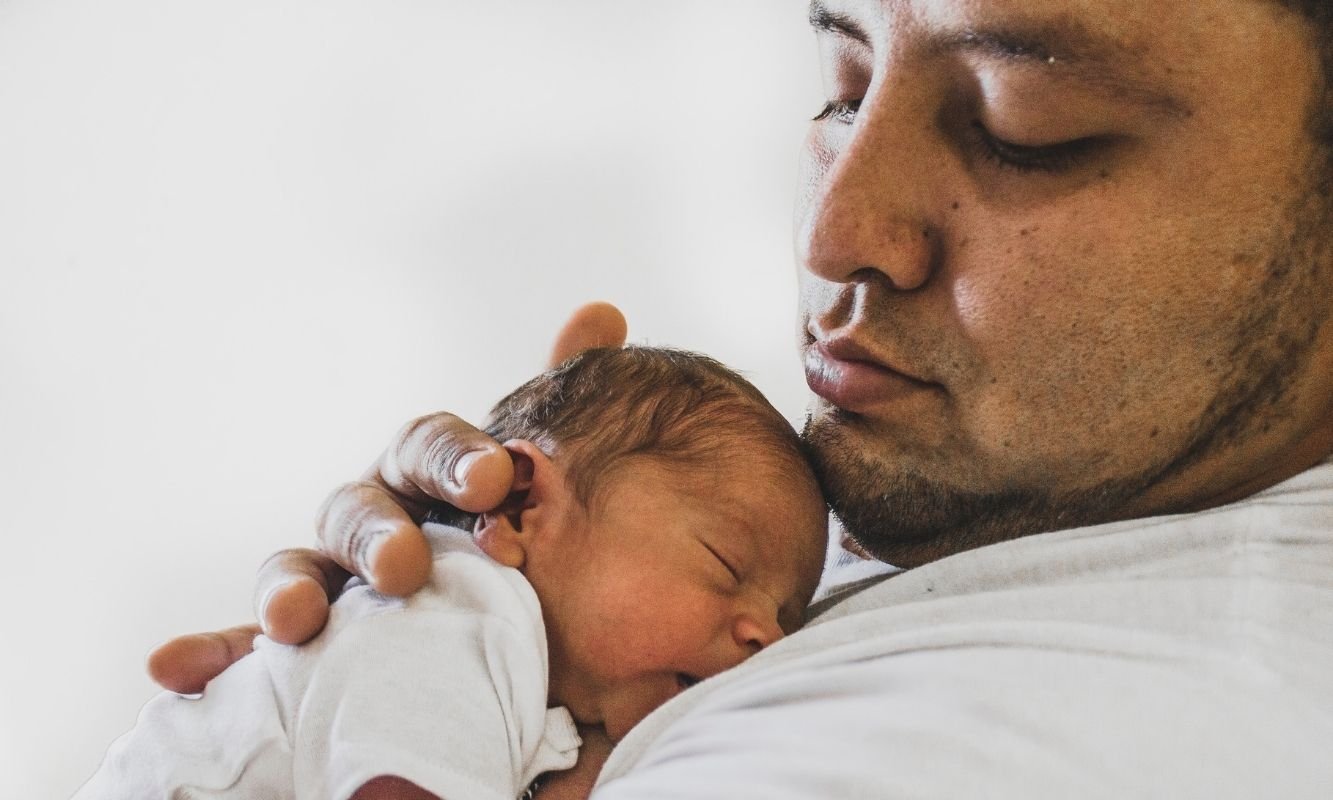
left=933, top=23, right=1191, bottom=119
left=807, top=4, right=1189, bottom=120
left=933, top=23, right=1126, bottom=70
left=808, top=0, right=870, bottom=47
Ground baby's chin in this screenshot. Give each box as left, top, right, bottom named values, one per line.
left=594, top=674, right=700, bottom=741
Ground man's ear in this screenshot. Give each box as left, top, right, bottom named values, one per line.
left=474, top=440, right=562, bottom=569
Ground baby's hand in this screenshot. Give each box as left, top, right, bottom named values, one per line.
left=350, top=776, right=441, bottom=800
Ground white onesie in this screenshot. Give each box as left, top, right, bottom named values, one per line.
left=76, top=525, right=581, bottom=800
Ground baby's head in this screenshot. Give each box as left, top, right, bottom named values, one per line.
left=472, top=346, right=828, bottom=740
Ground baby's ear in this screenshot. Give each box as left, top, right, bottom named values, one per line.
left=473, top=440, right=563, bottom=569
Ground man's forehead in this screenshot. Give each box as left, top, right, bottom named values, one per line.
left=809, top=0, right=1159, bottom=59
left=808, top=0, right=1194, bottom=118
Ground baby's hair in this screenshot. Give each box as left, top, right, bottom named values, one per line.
left=484, top=346, right=813, bottom=510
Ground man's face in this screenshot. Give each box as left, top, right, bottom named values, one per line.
left=798, top=0, right=1333, bottom=565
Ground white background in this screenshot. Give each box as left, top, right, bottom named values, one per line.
left=0, top=1, right=821, bottom=795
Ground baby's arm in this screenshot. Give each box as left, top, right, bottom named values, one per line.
left=74, top=650, right=291, bottom=798
left=337, top=631, right=609, bottom=800
left=292, top=575, right=575, bottom=800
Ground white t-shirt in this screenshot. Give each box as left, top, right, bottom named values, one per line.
left=76, top=525, right=580, bottom=800
left=594, top=460, right=1333, bottom=799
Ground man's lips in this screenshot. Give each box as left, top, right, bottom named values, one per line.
left=804, top=337, right=939, bottom=412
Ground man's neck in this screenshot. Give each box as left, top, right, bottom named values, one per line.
left=1175, top=419, right=1333, bottom=514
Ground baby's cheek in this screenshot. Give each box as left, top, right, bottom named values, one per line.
left=592, top=626, right=687, bottom=677
left=596, top=606, right=713, bottom=678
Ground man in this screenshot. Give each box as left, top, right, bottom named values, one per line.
left=153, top=0, right=1333, bottom=796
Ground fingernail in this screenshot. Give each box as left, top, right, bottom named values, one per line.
left=258, top=578, right=297, bottom=621
left=450, top=449, right=485, bottom=488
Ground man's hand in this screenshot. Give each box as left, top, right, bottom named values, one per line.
left=147, top=302, right=628, bottom=695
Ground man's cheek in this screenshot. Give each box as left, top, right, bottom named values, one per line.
left=946, top=256, right=1118, bottom=457
left=948, top=272, right=997, bottom=335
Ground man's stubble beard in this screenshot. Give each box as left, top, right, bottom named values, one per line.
left=802, top=412, right=1160, bottom=567
left=802, top=175, right=1333, bottom=570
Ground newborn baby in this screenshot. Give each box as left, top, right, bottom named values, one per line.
left=77, top=346, right=829, bottom=800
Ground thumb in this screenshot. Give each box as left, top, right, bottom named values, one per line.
left=548, top=301, right=628, bottom=368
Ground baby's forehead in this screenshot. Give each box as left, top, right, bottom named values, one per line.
left=639, top=437, right=812, bottom=489
left=652, top=447, right=823, bottom=525
left=593, top=439, right=809, bottom=501
left=724, top=459, right=816, bottom=499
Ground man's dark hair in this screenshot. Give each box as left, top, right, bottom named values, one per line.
left=484, top=346, right=812, bottom=510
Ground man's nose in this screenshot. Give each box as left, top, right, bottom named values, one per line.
left=795, top=88, right=938, bottom=292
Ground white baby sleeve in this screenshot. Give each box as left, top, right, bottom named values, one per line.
left=73, top=652, right=292, bottom=799
left=291, top=606, right=547, bottom=800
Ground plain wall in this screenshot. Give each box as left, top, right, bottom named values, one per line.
left=0, top=0, right=822, bottom=795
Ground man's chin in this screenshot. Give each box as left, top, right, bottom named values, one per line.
left=801, top=411, right=1146, bottom=567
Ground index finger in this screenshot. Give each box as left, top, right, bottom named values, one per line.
left=320, top=302, right=628, bottom=593
left=368, top=412, right=515, bottom=515
left=313, top=414, right=513, bottom=595
left=372, top=300, right=628, bottom=510
left=371, top=301, right=626, bottom=512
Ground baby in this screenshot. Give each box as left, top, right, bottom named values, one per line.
left=77, top=346, right=829, bottom=800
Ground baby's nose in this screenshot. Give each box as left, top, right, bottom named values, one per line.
left=731, top=611, right=785, bottom=655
